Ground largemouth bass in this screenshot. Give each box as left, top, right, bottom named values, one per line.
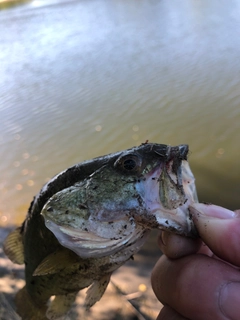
left=3, top=143, right=198, bottom=320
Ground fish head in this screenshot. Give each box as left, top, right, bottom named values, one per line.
left=41, top=143, right=198, bottom=258
left=109, top=143, right=197, bottom=235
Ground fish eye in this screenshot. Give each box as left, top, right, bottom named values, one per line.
left=114, top=154, right=142, bottom=173
left=123, top=158, right=137, bottom=170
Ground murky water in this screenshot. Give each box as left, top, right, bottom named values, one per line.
left=1, top=0, right=240, bottom=226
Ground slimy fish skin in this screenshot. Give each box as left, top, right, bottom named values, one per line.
left=3, top=143, right=198, bottom=320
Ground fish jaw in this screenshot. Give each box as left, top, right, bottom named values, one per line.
left=44, top=218, right=150, bottom=259
left=134, top=160, right=198, bottom=237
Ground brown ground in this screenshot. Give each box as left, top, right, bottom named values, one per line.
left=0, top=227, right=163, bottom=320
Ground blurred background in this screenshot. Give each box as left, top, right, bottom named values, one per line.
left=1, top=0, right=240, bottom=227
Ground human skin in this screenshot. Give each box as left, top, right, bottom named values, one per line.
left=151, top=203, right=240, bottom=320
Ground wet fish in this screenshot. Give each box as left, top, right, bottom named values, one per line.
left=3, top=143, right=198, bottom=320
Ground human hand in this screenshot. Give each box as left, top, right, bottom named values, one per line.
left=151, top=203, right=240, bottom=320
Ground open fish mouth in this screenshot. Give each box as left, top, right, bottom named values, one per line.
left=134, top=146, right=198, bottom=236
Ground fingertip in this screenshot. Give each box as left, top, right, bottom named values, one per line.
left=190, top=204, right=240, bottom=266
left=190, top=203, right=236, bottom=219
left=157, top=231, right=201, bottom=259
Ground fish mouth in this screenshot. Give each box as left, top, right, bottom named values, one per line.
left=151, top=144, right=190, bottom=210
left=136, top=145, right=198, bottom=237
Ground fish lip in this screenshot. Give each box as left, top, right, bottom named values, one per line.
left=178, top=144, right=189, bottom=159
left=167, top=144, right=189, bottom=161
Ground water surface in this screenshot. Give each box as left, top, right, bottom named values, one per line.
left=1, top=0, right=240, bottom=226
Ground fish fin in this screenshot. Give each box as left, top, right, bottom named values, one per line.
left=0, top=292, right=20, bottom=320
left=3, top=227, right=24, bottom=264
left=15, top=286, right=48, bottom=320
left=34, top=248, right=79, bottom=276
left=84, top=273, right=111, bottom=310
left=46, top=292, right=77, bottom=320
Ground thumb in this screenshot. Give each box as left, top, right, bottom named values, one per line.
left=190, top=203, right=240, bottom=267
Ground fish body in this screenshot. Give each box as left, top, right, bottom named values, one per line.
left=3, top=143, right=198, bottom=319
